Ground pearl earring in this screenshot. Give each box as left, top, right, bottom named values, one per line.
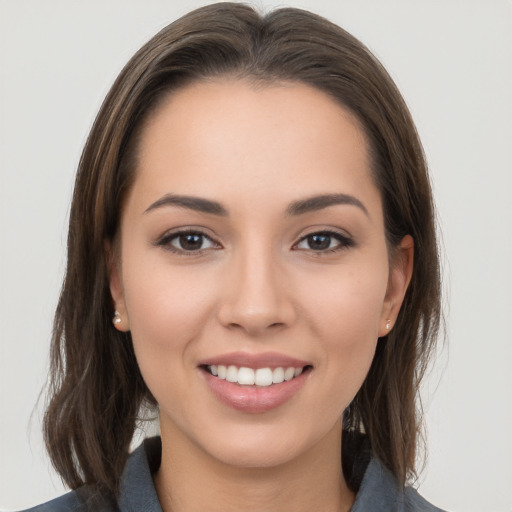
left=385, top=319, right=391, bottom=330
left=113, top=310, right=122, bottom=325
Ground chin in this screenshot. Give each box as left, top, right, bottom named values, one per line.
left=196, top=421, right=321, bottom=470
left=210, top=442, right=301, bottom=470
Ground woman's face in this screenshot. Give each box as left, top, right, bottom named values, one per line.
left=111, top=79, right=412, bottom=468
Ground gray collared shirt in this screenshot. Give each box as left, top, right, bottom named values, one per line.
left=21, top=437, right=445, bottom=511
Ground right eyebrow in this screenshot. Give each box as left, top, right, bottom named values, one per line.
left=143, top=194, right=229, bottom=216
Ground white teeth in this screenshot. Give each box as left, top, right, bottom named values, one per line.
left=238, top=367, right=255, bottom=385
left=217, top=365, right=227, bottom=379
left=226, top=365, right=238, bottom=383
left=272, top=367, right=284, bottom=384
left=207, top=364, right=306, bottom=386
left=255, top=368, right=273, bottom=386
left=284, top=367, right=295, bottom=381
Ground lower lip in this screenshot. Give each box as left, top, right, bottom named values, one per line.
left=201, top=368, right=311, bottom=413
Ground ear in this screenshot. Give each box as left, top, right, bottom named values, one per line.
left=378, top=235, right=414, bottom=337
left=105, top=241, right=130, bottom=332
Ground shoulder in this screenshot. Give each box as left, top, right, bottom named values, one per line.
left=17, top=438, right=161, bottom=512
left=17, top=491, right=85, bottom=512
left=16, top=486, right=115, bottom=512
left=352, top=458, right=446, bottom=512
left=403, top=486, right=446, bottom=512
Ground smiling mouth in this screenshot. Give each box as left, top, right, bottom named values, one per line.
left=203, top=364, right=313, bottom=387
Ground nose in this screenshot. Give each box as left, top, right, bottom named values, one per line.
left=217, top=245, right=297, bottom=336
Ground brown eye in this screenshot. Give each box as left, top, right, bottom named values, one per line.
left=295, top=231, right=354, bottom=252
left=304, top=234, right=332, bottom=250
left=174, top=233, right=206, bottom=251
left=157, top=230, right=219, bottom=253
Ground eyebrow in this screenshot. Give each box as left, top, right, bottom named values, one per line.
left=144, top=194, right=228, bottom=216
left=144, top=192, right=368, bottom=217
left=285, top=193, right=369, bottom=217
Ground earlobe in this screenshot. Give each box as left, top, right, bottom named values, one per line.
left=105, top=241, right=130, bottom=332
left=379, top=235, right=414, bottom=337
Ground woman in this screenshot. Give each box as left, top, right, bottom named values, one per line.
left=24, top=3, right=443, bottom=511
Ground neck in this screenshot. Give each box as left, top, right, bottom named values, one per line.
left=154, top=420, right=354, bottom=512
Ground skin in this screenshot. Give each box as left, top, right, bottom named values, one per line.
left=110, top=79, right=413, bottom=512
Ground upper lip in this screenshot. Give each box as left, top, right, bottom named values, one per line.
left=198, top=351, right=312, bottom=370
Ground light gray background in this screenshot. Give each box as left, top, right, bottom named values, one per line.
left=1, top=1, right=511, bottom=510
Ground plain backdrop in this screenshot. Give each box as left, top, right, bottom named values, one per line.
left=1, top=1, right=511, bottom=510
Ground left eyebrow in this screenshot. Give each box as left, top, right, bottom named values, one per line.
left=285, top=193, right=369, bottom=217
left=144, top=194, right=228, bottom=216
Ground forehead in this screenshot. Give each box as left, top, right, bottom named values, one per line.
left=130, top=79, right=379, bottom=216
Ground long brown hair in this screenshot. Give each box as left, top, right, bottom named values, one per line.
left=44, top=2, right=442, bottom=499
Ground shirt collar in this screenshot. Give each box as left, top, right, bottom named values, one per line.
left=350, top=458, right=404, bottom=511
left=118, top=437, right=163, bottom=512
left=117, top=436, right=417, bottom=512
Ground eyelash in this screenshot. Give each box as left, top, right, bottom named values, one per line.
left=294, top=230, right=355, bottom=253
left=155, top=229, right=221, bottom=255
left=155, top=229, right=355, bottom=256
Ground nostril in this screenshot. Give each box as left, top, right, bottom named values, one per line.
left=217, top=293, right=297, bottom=334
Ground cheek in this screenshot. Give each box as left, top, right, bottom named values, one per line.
left=121, top=256, right=220, bottom=380
left=120, top=265, right=225, bottom=429
left=306, top=263, right=388, bottom=339
left=300, top=264, right=388, bottom=405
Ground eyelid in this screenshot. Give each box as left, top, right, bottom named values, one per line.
left=155, top=227, right=222, bottom=255
left=292, top=229, right=355, bottom=252
left=154, top=226, right=354, bottom=256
